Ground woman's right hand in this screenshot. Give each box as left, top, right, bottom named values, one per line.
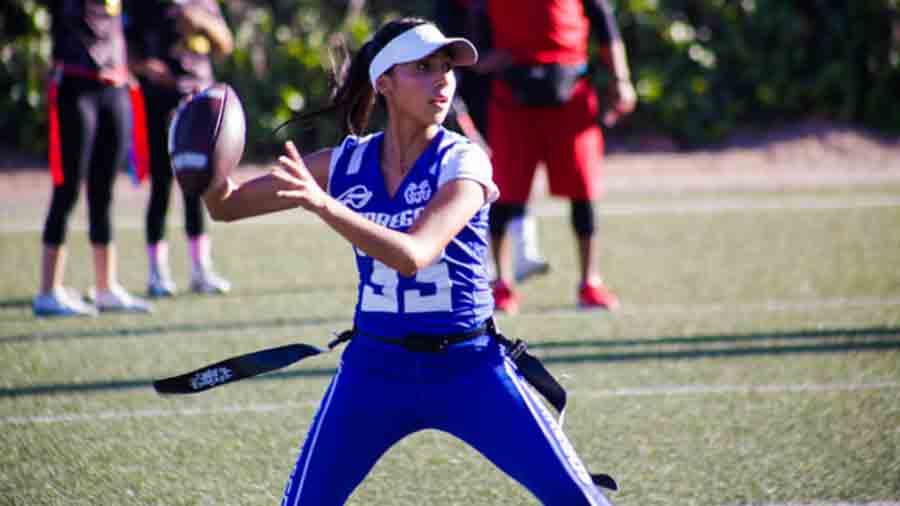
left=273, top=141, right=328, bottom=213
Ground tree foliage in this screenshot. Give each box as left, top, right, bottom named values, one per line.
left=2, top=0, right=898, bottom=160
left=615, top=0, right=900, bottom=146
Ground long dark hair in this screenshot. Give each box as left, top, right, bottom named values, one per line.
left=285, top=17, right=429, bottom=137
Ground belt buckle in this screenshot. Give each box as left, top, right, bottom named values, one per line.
left=402, top=335, right=449, bottom=353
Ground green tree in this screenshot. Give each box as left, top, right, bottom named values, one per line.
left=2, top=0, right=897, bottom=160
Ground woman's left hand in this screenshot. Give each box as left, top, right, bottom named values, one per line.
left=273, top=141, right=328, bottom=212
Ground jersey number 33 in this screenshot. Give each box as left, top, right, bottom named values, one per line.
left=360, top=253, right=453, bottom=313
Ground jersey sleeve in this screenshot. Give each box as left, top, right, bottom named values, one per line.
left=438, top=142, right=500, bottom=204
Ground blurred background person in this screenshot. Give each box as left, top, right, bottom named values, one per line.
left=125, top=0, right=234, bottom=297
left=481, top=0, right=637, bottom=313
left=34, top=0, right=151, bottom=317
left=434, top=0, right=550, bottom=284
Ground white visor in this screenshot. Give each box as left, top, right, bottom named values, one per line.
left=369, top=24, right=478, bottom=88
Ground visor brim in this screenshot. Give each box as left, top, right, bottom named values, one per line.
left=369, top=25, right=480, bottom=87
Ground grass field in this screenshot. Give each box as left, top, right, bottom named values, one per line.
left=1, top=183, right=899, bottom=506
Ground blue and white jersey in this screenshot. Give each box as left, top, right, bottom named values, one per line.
left=328, top=127, right=499, bottom=337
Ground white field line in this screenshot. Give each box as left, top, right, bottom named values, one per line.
left=571, top=381, right=900, bottom=399
left=514, top=295, right=900, bottom=319
left=238, top=194, right=900, bottom=224
left=0, top=401, right=316, bottom=426
left=2, top=194, right=900, bottom=232
left=724, top=502, right=900, bottom=506
left=3, top=381, right=898, bottom=426
left=535, top=194, right=900, bottom=218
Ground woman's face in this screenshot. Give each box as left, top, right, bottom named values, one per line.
left=381, top=49, right=457, bottom=128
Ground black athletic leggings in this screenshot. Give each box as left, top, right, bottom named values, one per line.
left=141, top=82, right=205, bottom=244
left=42, top=76, right=131, bottom=246
left=490, top=200, right=595, bottom=239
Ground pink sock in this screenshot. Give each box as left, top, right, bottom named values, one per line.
left=189, top=235, right=210, bottom=270
left=147, top=241, right=169, bottom=273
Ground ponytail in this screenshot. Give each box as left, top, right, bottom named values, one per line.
left=278, top=17, right=429, bottom=137
left=332, top=38, right=378, bottom=135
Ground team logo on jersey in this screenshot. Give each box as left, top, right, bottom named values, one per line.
left=336, top=184, right=373, bottom=209
left=404, top=181, right=432, bottom=205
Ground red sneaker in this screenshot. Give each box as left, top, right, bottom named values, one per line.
left=493, top=281, right=521, bottom=314
left=578, top=281, right=620, bottom=311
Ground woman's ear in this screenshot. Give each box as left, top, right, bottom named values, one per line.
left=375, top=74, right=391, bottom=97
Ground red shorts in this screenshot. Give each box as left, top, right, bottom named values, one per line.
left=487, top=78, right=604, bottom=204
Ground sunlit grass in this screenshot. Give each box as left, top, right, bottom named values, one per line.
left=1, top=187, right=898, bottom=505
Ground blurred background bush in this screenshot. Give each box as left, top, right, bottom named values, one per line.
left=2, top=0, right=898, bottom=161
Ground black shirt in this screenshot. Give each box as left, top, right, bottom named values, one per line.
left=124, top=0, right=225, bottom=93
left=49, top=0, right=127, bottom=70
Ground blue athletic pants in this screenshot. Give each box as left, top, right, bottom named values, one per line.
left=280, top=333, right=612, bottom=505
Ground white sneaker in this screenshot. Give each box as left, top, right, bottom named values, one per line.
left=190, top=268, right=231, bottom=294
left=515, top=257, right=550, bottom=283
left=509, top=215, right=550, bottom=283
left=33, top=287, right=98, bottom=318
left=147, top=272, right=177, bottom=298
left=89, top=285, right=152, bottom=313
left=484, top=253, right=548, bottom=284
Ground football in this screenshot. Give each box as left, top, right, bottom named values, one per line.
left=168, top=82, right=246, bottom=196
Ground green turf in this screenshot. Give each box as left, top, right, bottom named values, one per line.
left=1, top=187, right=898, bottom=505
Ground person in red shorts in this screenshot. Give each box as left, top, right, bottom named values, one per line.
left=435, top=0, right=552, bottom=285
left=481, top=0, right=636, bottom=313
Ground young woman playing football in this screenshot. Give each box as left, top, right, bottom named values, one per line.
left=201, top=17, right=615, bottom=505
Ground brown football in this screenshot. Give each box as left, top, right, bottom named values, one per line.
left=168, top=82, right=246, bottom=196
